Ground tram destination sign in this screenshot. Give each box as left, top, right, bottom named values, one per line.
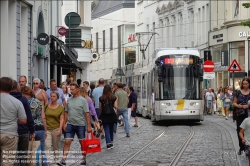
left=164, top=57, right=194, bottom=65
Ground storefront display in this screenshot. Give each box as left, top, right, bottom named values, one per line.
left=209, top=25, right=250, bottom=90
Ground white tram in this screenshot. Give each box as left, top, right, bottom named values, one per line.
left=111, top=48, right=204, bottom=122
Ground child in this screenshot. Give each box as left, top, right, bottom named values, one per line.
left=239, top=117, right=250, bottom=166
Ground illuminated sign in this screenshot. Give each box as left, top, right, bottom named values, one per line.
left=164, top=58, right=194, bottom=65
left=128, top=34, right=136, bottom=42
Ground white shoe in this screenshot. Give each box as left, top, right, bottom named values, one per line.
left=225, top=116, right=228, bottom=120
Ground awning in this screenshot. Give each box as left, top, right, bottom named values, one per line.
left=50, top=35, right=84, bottom=71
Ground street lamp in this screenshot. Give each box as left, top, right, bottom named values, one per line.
left=115, top=67, right=125, bottom=82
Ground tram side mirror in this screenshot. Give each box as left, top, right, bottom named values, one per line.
left=199, top=68, right=204, bottom=81
left=155, top=59, right=161, bottom=66
left=157, top=67, right=163, bottom=82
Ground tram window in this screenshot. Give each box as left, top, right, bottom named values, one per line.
left=161, top=66, right=198, bottom=100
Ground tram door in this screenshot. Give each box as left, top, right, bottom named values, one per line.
left=147, top=71, right=153, bottom=115
left=141, top=74, right=147, bottom=116
left=133, top=75, right=140, bottom=113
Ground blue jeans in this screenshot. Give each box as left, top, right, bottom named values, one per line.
left=95, top=108, right=100, bottom=117
left=35, top=130, right=48, bottom=166
left=117, top=109, right=130, bottom=134
left=65, top=124, right=86, bottom=140
left=103, top=123, right=114, bottom=144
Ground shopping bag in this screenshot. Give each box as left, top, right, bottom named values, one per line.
left=27, top=138, right=42, bottom=166
left=81, top=132, right=101, bottom=154
left=213, top=103, right=217, bottom=112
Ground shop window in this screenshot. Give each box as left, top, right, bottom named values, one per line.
left=211, top=44, right=227, bottom=63
left=125, top=48, right=136, bottom=65
left=218, top=72, right=223, bottom=88
left=230, top=41, right=245, bottom=71
left=223, top=71, right=228, bottom=88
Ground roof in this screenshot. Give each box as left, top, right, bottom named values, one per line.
left=91, top=0, right=135, bottom=20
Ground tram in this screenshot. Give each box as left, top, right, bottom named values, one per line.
left=111, top=48, right=204, bottom=122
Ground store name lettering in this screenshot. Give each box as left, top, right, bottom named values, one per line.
left=239, top=31, right=250, bottom=38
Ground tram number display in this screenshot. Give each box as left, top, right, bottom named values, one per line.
left=164, top=58, right=194, bottom=65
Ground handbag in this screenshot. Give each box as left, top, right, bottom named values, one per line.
left=81, top=132, right=101, bottom=154
left=236, top=108, right=246, bottom=116
left=229, top=104, right=234, bottom=111
left=27, top=138, right=42, bottom=166
left=225, top=98, right=231, bottom=103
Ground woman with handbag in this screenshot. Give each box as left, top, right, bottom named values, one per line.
left=221, top=87, right=231, bottom=120
left=99, top=85, right=118, bottom=149
left=233, top=78, right=250, bottom=155
left=21, top=86, right=48, bottom=166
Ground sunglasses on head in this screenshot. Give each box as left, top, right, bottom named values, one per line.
left=33, top=82, right=39, bottom=85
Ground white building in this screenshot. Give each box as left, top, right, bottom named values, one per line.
left=90, top=0, right=135, bottom=83
left=135, top=0, right=209, bottom=61
left=58, top=0, right=92, bottom=83
left=209, top=0, right=250, bottom=90
left=0, top=0, right=59, bottom=86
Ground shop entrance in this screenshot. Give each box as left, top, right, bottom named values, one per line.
left=229, top=72, right=247, bottom=89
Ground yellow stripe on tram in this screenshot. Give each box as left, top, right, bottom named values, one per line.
left=176, top=100, right=185, bottom=110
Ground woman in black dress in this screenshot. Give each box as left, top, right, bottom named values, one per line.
left=233, top=78, right=250, bottom=155
left=99, top=85, right=118, bottom=149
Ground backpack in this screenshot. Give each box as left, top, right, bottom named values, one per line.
left=101, top=99, right=114, bottom=115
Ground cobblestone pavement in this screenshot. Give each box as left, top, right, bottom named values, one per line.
left=208, top=115, right=248, bottom=166
left=54, top=115, right=245, bottom=166
left=127, top=126, right=192, bottom=166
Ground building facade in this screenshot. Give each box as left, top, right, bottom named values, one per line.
left=58, top=0, right=92, bottom=83
left=135, top=0, right=209, bottom=71
left=0, top=0, right=62, bottom=87
left=90, top=0, right=135, bottom=83
left=209, top=0, right=250, bottom=90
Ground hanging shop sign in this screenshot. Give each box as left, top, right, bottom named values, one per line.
left=58, top=27, right=68, bottom=36
left=82, top=40, right=93, bottom=49
left=221, top=51, right=228, bottom=66
left=37, top=33, right=49, bottom=45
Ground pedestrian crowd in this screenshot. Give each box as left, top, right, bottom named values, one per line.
left=204, top=79, right=250, bottom=166
left=0, top=76, right=138, bottom=166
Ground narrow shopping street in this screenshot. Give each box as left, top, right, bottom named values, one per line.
left=57, top=115, right=247, bottom=166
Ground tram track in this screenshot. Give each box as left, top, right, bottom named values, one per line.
left=120, top=131, right=166, bottom=166
left=169, top=127, right=194, bottom=166
left=119, top=125, right=194, bottom=166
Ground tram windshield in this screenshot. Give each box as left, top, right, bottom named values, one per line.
left=160, top=55, right=200, bottom=100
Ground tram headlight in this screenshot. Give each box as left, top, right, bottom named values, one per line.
left=162, top=103, right=171, bottom=106
left=190, top=102, right=199, bottom=106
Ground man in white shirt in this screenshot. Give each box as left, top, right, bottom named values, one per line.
left=205, top=88, right=215, bottom=114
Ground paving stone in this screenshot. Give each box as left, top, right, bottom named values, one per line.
left=56, top=116, right=243, bottom=166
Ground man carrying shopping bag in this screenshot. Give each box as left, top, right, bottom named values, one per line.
left=57, top=82, right=92, bottom=166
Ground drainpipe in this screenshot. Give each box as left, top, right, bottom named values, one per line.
left=208, top=0, right=211, bottom=51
